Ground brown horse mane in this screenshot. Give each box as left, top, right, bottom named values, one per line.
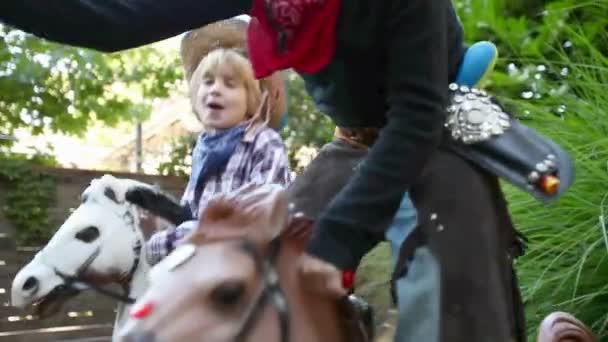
left=185, top=184, right=314, bottom=248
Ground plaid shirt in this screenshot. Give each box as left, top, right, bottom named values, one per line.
left=146, top=126, right=291, bottom=265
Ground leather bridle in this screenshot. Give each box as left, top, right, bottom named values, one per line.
left=234, top=237, right=290, bottom=342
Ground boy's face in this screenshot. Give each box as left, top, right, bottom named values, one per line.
left=194, top=70, right=248, bottom=130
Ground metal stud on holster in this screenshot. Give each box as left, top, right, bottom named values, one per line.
left=444, top=83, right=575, bottom=203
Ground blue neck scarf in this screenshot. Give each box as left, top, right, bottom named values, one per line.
left=189, top=123, right=247, bottom=206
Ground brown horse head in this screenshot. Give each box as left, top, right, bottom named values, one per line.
left=118, top=184, right=368, bottom=342
left=537, top=312, right=598, bottom=342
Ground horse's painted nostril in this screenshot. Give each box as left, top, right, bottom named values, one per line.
left=130, top=301, right=155, bottom=319
left=22, top=276, right=39, bottom=293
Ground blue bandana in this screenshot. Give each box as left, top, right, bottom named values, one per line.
left=188, top=123, right=247, bottom=206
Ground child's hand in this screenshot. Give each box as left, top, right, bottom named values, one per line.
left=298, top=253, right=347, bottom=298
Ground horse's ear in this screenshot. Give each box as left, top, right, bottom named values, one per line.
left=193, top=185, right=291, bottom=243
left=191, top=193, right=243, bottom=242
left=197, top=194, right=237, bottom=229
left=281, top=213, right=314, bottom=253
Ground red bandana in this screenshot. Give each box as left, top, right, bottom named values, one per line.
left=247, top=0, right=341, bottom=79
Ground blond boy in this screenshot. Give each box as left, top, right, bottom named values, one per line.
left=146, top=19, right=291, bottom=265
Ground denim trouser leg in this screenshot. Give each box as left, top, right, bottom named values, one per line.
left=385, top=193, right=440, bottom=342
left=385, top=193, right=417, bottom=268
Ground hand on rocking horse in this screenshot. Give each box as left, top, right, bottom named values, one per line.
left=298, top=254, right=347, bottom=298
left=284, top=212, right=347, bottom=298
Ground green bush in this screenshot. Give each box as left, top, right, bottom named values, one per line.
left=0, top=152, right=58, bottom=245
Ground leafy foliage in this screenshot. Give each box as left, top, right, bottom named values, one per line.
left=280, top=72, right=334, bottom=171
left=0, top=25, right=182, bottom=144
left=0, top=152, right=58, bottom=245
left=157, top=134, right=196, bottom=178
left=455, top=0, right=607, bottom=97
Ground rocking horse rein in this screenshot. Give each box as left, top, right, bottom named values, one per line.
left=234, top=236, right=290, bottom=342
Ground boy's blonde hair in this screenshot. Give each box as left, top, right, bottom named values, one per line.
left=189, top=48, right=263, bottom=123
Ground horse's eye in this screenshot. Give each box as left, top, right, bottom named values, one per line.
left=75, top=226, right=100, bottom=243
left=210, top=281, right=245, bottom=310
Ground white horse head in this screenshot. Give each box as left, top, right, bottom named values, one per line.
left=11, top=174, right=189, bottom=340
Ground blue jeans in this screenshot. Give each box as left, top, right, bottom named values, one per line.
left=385, top=193, right=440, bottom=342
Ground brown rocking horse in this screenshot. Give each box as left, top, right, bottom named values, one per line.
left=118, top=184, right=369, bottom=342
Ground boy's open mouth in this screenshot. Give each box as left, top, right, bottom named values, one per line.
left=206, top=101, right=225, bottom=110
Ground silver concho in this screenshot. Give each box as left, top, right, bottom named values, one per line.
left=445, top=83, right=511, bottom=144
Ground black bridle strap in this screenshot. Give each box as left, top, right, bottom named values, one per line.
left=266, top=237, right=289, bottom=342
left=268, top=270, right=289, bottom=342
left=234, top=237, right=290, bottom=342
left=235, top=284, right=271, bottom=342
left=51, top=246, right=100, bottom=287
left=53, top=237, right=142, bottom=305
left=58, top=276, right=137, bottom=304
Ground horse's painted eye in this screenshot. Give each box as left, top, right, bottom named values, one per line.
left=104, top=187, right=118, bottom=203
left=75, top=226, right=100, bottom=243
left=210, top=281, right=246, bottom=310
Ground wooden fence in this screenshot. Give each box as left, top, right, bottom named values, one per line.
left=0, top=167, right=186, bottom=341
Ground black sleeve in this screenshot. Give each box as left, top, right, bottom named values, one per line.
left=0, top=0, right=251, bottom=52
left=307, top=0, right=449, bottom=270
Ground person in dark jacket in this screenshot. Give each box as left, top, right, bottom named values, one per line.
left=0, top=1, right=527, bottom=341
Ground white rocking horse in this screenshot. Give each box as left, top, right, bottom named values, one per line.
left=11, top=174, right=192, bottom=341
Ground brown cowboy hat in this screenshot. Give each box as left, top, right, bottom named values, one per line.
left=181, top=18, right=287, bottom=130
